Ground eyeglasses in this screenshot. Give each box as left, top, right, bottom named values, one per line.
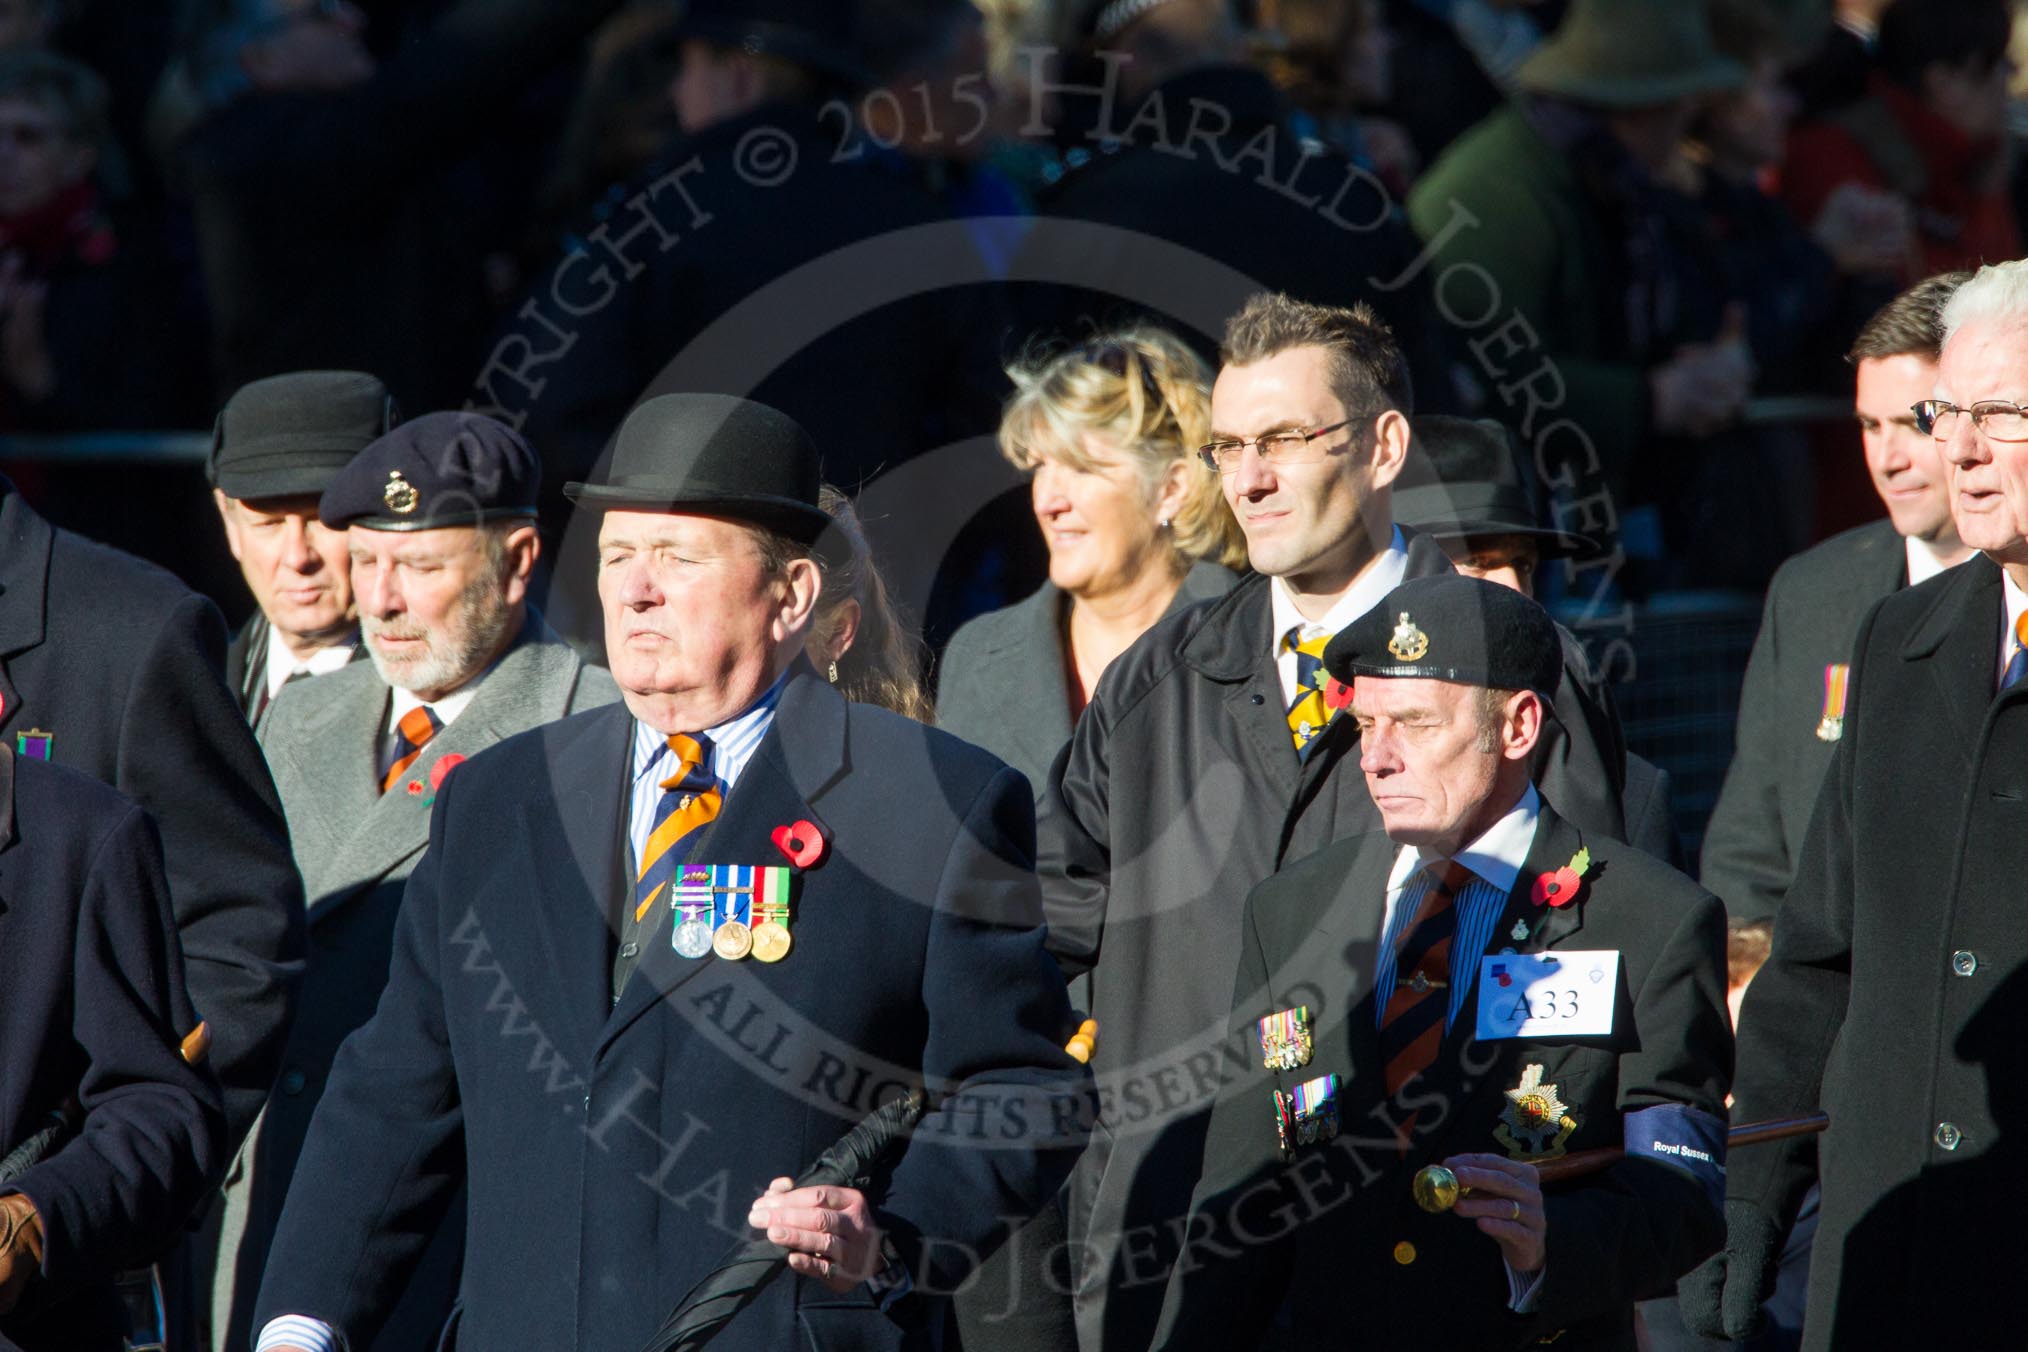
left=1912, top=399, right=2028, bottom=442
left=1198, top=419, right=1355, bottom=474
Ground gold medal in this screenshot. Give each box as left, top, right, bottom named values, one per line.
left=713, top=920, right=753, bottom=961
left=751, top=920, right=793, bottom=963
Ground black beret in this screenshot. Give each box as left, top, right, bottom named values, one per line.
left=563, top=393, right=832, bottom=545
left=1393, top=416, right=1598, bottom=561
left=319, top=411, right=540, bottom=531
left=1323, top=573, right=1563, bottom=696
left=208, top=370, right=398, bottom=501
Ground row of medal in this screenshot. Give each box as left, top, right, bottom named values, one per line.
left=1260, top=1005, right=1338, bottom=1155
left=671, top=864, right=796, bottom=964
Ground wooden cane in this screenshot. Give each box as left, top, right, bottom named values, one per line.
left=1412, top=1111, right=1829, bottom=1212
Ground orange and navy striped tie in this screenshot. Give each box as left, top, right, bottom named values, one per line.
left=379, top=706, right=443, bottom=795
left=633, top=733, right=723, bottom=923
left=2003, top=612, right=2028, bottom=691
left=1379, top=859, right=1473, bottom=1097
left=1285, top=626, right=1338, bottom=757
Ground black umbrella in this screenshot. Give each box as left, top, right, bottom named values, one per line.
left=640, top=1088, right=930, bottom=1352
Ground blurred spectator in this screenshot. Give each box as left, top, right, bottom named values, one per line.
left=938, top=328, right=1243, bottom=800
left=1255, top=0, right=1417, bottom=192
left=0, top=0, right=51, bottom=52
left=1407, top=0, right=1752, bottom=575
left=812, top=483, right=937, bottom=722
left=164, top=0, right=628, bottom=412
left=1380, top=0, right=1552, bottom=167
left=1782, top=0, right=2019, bottom=283
left=1786, top=0, right=1892, bottom=117
left=488, top=0, right=1010, bottom=648
left=1678, top=0, right=1910, bottom=393
left=0, top=49, right=200, bottom=428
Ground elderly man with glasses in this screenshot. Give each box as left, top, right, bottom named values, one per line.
left=1034, top=292, right=1632, bottom=1352
left=1685, top=257, right=2028, bottom=1349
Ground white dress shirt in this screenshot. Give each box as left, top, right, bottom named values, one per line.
left=1268, top=525, right=1409, bottom=706
left=1903, top=534, right=1961, bottom=589
left=262, top=632, right=355, bottom=701
left=1379, top=783, right=1548, bottom=1313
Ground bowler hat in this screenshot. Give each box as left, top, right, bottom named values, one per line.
left=563, top=394, right=833, bottom=545
left=320, top=411, right=540, bottom=531
left=1323, top=573, right=1563, bottom=698
left=208, top=370, right=398, bottom=501
left=1517, top=0, right=1742, bottom=109
left=673, top=0, right=870, bottom=85
left=1393, top=417, right=1598, bottom=561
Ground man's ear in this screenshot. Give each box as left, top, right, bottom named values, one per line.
left=213, top=489, right=245, bottom=562
left=1502, top=689, right=1545, bottom=762
left=775, top=556, right=823, bottom=641
left=499, top=525, right=540, bottom=606
left=1369, top=408, right=1412, bottom=490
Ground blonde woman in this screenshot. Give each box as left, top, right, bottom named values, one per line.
left=808, top=484, right=936, bottom=722
left=936, top=326, right=1247, bottom=798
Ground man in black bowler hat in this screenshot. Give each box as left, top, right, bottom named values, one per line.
left=1156, top=573, right=1731, bottom=1351
left=252, top=394, right=1089, bottom=1352
left=219, top=412, right=617, bottom=1352
left=209, top=370, right=397, bottom=730
left=1396, top=416, right=1682, bottom=865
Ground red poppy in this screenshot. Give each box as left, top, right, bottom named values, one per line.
left=1532, top=866, right=1581, bottom=908
left=771, top=819, right=827, bottom=869
left=404, top=780, right=425, bottom=797
left=428, top=754, right=466, bottom=791
left=1322, top=677, right=1354, bottom=711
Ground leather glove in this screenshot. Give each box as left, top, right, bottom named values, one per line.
left=0, top=1191, right=44, bottom=1315
left=1678, top=1198, right=1783, bottom=1339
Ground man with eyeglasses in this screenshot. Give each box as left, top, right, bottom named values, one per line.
left=1036, top=291, right=1629, bottom=1352
left=1685, top=258, right=2028, bottom=1349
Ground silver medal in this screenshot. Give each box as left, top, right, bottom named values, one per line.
left=673, top=916, right=714, bottom=959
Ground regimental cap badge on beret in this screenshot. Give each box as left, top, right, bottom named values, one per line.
left=383, top=470, right=419, bottom=515
left=1387, top=612, right=1429, bottom=662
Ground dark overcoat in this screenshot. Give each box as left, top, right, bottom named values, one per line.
left=1158, top=803, right=1730, bottom=1351
left=1699, top=519, right=1906, bottom=922
left=1036, top=536, right=1633, bottom=1350
left=0, top=478, right=302, bottom=1146
left=252, top=669, right=1090, bottom=1351
left=0, top=756, right=224, bottom=1351
left=1727, top=553, right=2028, bottom=1348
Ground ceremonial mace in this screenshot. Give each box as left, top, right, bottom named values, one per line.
left=1411, top=1111, right=1830, bottom=1212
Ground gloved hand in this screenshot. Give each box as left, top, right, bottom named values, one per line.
left=0, top=1191, right=44, bottom=1314
left=1678, top=1198, right=1784, bottom=1339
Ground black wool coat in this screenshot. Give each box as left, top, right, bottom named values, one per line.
left=0, top=479, right=302, bottom=1147
left=1158, top=802, right=1730, bottom=1351
left=0, top=755, right=224, bottom=1351
left=1727, top=553, right=2028, bottom=1349
left=1700, top=519, right=1906, bottom=922
left=253, top=671, right=1091, bottom=1352
left=1036, top=536, right=1636, bottom=1351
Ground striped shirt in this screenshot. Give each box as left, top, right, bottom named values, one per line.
left=1374, top=784, right=1541, bottom=1031
left=626, top=668, right=787, bottom=868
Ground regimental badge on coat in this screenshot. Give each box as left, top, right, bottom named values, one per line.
left=1494, top=1063, right=1576, bottom=1161
left=1816, top=663, right=1850, bottom=742
left=1258, top=1006, right=1314, bottom=1071
left=1274, top=1072, right=1340, bottom=1156
left=14, top=728, right=51, bottom=760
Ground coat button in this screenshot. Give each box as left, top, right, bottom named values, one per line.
left=1392, top=1241, right=1416, bottom=1265
left=1952, top=950, right=1978, bottom=976
left=1935, top=1121, right=1962, bottom=1151
left=280, top=1069, right=306, bottom=1096
left=1251, top=693, right=1265, bottom=706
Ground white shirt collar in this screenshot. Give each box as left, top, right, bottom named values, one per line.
left=630, top=665, right=792, bottom=795
left=263, top=630, right=355, bottom=699
left=2001, top=567, right=2028, bottom=687
left=1387, top=783, right=1542, bottom=898
left=389, top=679, right=482, bottom=732
left=1904, top=535, right=1962, bottom=588
left=1269, top=524, right=1409, bottom=649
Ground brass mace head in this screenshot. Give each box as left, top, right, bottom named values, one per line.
left=1412, top=1164, right=1467, bottom=1213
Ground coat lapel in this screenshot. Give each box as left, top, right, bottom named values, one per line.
left=520, top=704, right=633, bottom=1056
left=596, top=666, right=848, bottom=1060
left=1903, top=555, right=2000, bottom=767
left=266, top=663, right=389, bottom=908
left=0, top=484, right=52, bottom=745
